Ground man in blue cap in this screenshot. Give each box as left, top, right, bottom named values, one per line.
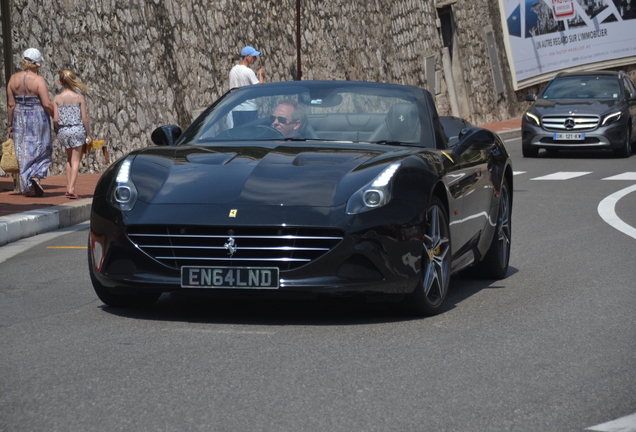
left=228, top=46, right=265, bottom=127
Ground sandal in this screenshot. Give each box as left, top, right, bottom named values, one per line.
left=31, top=178, right=44, bottom=197
left=67, top=193, right=79, bottom=199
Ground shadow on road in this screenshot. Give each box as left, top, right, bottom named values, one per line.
left=98, top=266, right=520, bottom=326
left=444, top=265, right=519, bottom=310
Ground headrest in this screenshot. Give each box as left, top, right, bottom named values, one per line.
left=386, top=103, right=420, bottom=142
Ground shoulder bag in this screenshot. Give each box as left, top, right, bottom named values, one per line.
left=1, top=138, right=19, bottom=174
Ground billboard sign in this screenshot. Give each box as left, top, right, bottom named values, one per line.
left=499, top=0, right=636, bottom=89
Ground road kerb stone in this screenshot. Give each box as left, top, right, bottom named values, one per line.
left=0, top=199, right=92, bottom=247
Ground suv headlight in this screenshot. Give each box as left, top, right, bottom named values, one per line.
left=346, top=162, right=401, bottom=214
left=524, top=112, right=540, bottom=126
left=107, top=157, right=138, bottom=211
left=601, top=111, right=622, bottom=126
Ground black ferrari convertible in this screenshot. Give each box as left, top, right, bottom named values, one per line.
left=88, top=80, right=513, bottom=315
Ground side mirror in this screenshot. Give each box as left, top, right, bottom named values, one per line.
left=457, top=128, right=470, bottom=141
left=525, top=93, right=537, bottom=102
left=456, top=128, right=496, bottom=153
left=151, top=125, right=182, bottom=146
left=630, top=92, right=636, bottom=101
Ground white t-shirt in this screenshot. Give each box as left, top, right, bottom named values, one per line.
left=229, top=64, right=259, bottom=111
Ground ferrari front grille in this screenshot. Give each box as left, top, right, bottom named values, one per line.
left=542, top=115, right=599, bottom=131
left=126, top=226, right=344, bottom=271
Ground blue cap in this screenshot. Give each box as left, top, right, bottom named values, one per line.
left=241, top=46, right=261, bottom=57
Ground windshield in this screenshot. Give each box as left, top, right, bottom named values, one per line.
left=542, top=76, right=621, bottom=100
left=179, top=82, right=431, bottom=146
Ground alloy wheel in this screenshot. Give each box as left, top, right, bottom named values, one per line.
left=496, top=182, right=511, bottom=269
left=421, top=204, right=451, bottom=306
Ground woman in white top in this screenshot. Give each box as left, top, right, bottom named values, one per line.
left=53, top=69, right=91, bottom=199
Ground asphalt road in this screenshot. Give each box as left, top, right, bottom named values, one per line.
left=1, top=138, right=635, bottom=432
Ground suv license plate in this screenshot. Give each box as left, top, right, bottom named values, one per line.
left=554, top=133, right=584, bottom=140
left=181, top=266, right=279, bottom=289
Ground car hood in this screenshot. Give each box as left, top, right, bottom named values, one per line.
left=531, top=98, right=623, bottom=116
left=130, top=143, right=414, bottom=207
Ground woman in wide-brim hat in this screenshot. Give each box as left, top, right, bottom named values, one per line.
left=6, top=48, right=54, bottom=197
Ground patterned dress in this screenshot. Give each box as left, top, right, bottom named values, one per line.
left=13, top=73, right=52, bottom=194
left=57, top=104, right=85, bottom=149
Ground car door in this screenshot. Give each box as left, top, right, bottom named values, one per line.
left=438, top=117, right=492, bottom=256
left=455, top=144, right=493, bottom=247
left=443, top=155, right=469, bottom=257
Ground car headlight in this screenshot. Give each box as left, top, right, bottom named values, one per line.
left=107, top=157, right=138, bottom=211
left=346, top=162, right=401, bottom=214
left=524, top=112, right=540, bottom=126
left=601, top=111, right=622, bottom=126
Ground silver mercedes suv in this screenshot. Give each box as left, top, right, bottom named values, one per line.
left=521, top=70, right=636, bottom=158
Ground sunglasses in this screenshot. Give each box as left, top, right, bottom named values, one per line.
left=270, top=115, right=297, bottom=125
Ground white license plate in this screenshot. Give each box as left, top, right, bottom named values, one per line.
left=553, top=133, right=584, bottom=140
left=181, top=266, right=279, bottom=289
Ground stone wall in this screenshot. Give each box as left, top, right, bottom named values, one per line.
left=1, top=0, right=634, bottom=176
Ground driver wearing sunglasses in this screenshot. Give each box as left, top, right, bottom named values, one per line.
left=271, top=100, right=304, bottom=138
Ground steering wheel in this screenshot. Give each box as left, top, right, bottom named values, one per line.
left=253, top=125, right=284, bottom=139
left=224, top=124, right=284, bottom=140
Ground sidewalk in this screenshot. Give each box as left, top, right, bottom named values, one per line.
left=0, top=173, right=101, bottom=246
left=0, top=118, right=522, bottom=246
left=481, top=117, right=522, bottom=139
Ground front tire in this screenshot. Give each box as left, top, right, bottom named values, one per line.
left=87, top=243, right=161, bottom=307
left=472, top=178, right=512, bottom=279
left=522, top=144, right=539, bottom=157
left=614, top=126, right=632, bottom=158
left=402, top=196, right=451, bottom=316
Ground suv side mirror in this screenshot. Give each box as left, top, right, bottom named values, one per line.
left=151, top=125, right=182, bottom=146
left=525, top=93, right=537, bottom=102
left=630, top=92, right=636, bottom=101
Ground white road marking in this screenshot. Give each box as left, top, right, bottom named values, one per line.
left=597, top=184, right=636, bottom=240
left=513, top=171, right=526, bottom=175
left=531, top=172, right=592, bottom=180
left=602, top=172, right=636, bottom=181
left=586, top=412, right=636, bottom=431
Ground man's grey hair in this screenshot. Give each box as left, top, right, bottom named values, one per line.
left=278, top=99, right=306, bottom=123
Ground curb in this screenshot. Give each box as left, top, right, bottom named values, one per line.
left=0, top=198, right=92, bottom=247
left=496, top=128, right=521, bottom=141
